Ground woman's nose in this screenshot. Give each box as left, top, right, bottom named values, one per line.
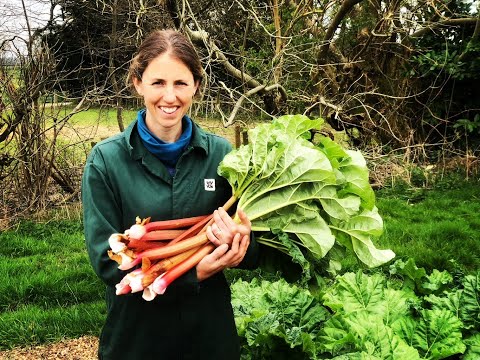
left=163, top=86, right=176, bottom=103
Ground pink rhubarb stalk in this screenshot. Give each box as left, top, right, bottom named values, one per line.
left=108, top=233, right=128, bottom=253
left=151, top=243, right=215, bottom=295
left=125, top=215, right=209, bottom=240
left=116, top=233, right=208, bottom=271
left=141, top=247, right=199, bottom=287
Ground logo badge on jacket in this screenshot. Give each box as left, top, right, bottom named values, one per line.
left=204, top=179, right=215, bottom=191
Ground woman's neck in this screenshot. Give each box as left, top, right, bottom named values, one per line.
left=145, top=116, right=182, bottom=143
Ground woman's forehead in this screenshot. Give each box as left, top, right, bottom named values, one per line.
left=143, top=52, right=194, bottom=80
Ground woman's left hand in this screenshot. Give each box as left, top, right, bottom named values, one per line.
left=206, top=207, right=251, bottom=247
left=196, top=208, right=251, bottom=281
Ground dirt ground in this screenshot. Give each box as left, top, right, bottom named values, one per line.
left=0, top=337, right=98, bottom=360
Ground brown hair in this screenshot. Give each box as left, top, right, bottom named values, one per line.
left=127, top=29, right=203, bottom=91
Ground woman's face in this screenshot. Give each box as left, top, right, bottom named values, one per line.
left=133, top=51, right=199, bottom=142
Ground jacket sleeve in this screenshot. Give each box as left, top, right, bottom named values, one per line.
left=82, top=149, right=125, bottom=287
left=235, top=231, right=260, bottom=270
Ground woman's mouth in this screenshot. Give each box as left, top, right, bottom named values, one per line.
left=160, top=106, right=179, bottom=114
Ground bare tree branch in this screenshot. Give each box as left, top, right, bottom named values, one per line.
left=407, top=17, right=479, bottom=40
left=317, top=0, right=364, bottom=63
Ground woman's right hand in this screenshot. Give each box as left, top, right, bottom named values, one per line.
left=196, top=232, right=250, bottom=281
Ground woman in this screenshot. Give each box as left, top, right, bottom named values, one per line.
left=82, top=29, right=259, bottom=360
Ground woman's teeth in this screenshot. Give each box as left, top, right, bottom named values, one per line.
left=161, top=106, right=178, bottom=114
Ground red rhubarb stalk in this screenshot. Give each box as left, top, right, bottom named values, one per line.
left=141, top=247, right=200, bottom=287
left=126, top=215, right=209, bottom=240
left=139, top=229, right=186, bottom=241
left=127, top=240, right=167, bottom=252
left=167, top=214, right=213, bottom=245
left=151, top=243, right=215, bottom=295
left=144, top=215, right=209, bottom=231
left=120, top=233, right=209, bottom=270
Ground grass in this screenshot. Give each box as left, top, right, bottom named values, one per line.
left=0, top=220, right=105, bottom=350
left=371, top=176, right=480, bottom=273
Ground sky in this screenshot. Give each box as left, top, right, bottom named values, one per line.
left=0, top=0, right=57, bottom=55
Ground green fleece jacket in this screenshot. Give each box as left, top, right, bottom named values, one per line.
left=82, top=118, right=259, bottom=360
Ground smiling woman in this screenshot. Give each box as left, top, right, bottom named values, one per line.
left=81, top=29, right=259, bottom=360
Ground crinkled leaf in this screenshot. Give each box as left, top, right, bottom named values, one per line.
left=413, top=309, right=466, bottom=359
left=332, top=209, right=395, bottom=268
left=346, top=313, right=421, bottom=359
left=463, top=333, right=480, bottom=360
left=389, top=258, right=427, bottom=292
left=421, top=269, right=453, bottom=294
left=461, top=272, right=480, bottom=330
left=255, top=204, right=335, bottom=260
left=320, top=186, right=362, bottom=221
left=272, top=114, right=323, bottom=140
left=323, top=272, right=386, bottom=314
left=320, top=315, right=357, bottom=353
left=218, top=114, right=394, bottom=270
left=391, top=316, right=417, bottom=348
left=337, top=150, right=376, bottom=210
left=231, top=278, right=327, bottom=358
left=317, top=136, right=349, bottom=166
left=382, top=288, right=411, bottom=326
left=425, top=290, right=463, bottom=320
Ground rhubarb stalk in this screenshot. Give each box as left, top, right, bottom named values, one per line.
left=151, top=243, right=215, bottom=296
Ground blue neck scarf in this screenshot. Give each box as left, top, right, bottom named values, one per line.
left=136, top=109, right=192, bottom=176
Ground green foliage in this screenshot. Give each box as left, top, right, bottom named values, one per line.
left=411, top=43, right=480, bottom=81
left=219, top=115, right=394, bottom=281
left=454, top=114, right=480, bottom=135
left=232, top=278, right=329, bottom=359
left=232, top=263, right=480, bottom=359
left=2, top=178, right=480, bottom=354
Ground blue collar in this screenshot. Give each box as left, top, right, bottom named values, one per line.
left=136, top=109, right=193, bottom=176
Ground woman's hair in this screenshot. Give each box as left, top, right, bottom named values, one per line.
left=127, top=29, right=203, bottom=90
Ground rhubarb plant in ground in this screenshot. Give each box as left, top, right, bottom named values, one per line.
left=107, top=114, right=395, bottom=299
left=231, top=259, right=480, bottom=359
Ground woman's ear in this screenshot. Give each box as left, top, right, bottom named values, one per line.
left=193, top=80, right=200, bottom=97
left=133, top=76, right=143, bottom=96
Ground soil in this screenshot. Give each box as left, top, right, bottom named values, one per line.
left=0, top=337, right=99, bottom=360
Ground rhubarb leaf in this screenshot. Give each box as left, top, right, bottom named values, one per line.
left=218, top=114, right=395, bottom=271
left=231, top=278, right=328, bottom=359
left=463, top=333, right=480, bottom=360
left=413, top=309, right=466, bottom=359
left=323, top=272, right=386, bottom=314
left=332, top=208, right=394, bottom=267
left=346, top=313, right=421, bottom=359
left=461, top=272, right=480, bottom=330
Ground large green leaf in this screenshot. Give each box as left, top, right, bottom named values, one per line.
left=218, top=114, right=394, bottom=270
left=346, top=314, right=421, bottom=359
left=323, top=272, right=386, bottom=314
left=231, top=278, right=328, bottom=359
left=461, top=272, right=480, bottom=330
left=463, top=333, right=480, bottom=360
left=413, top=309, right=466, bottom=359
left=332, top=209, right=394, bottom=267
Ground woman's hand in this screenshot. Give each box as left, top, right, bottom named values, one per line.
left=206, top=207, right=251, bottom=247
left=196, top=208, right=252, bottom=281
left=196, top=233, right=250, bottom=281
